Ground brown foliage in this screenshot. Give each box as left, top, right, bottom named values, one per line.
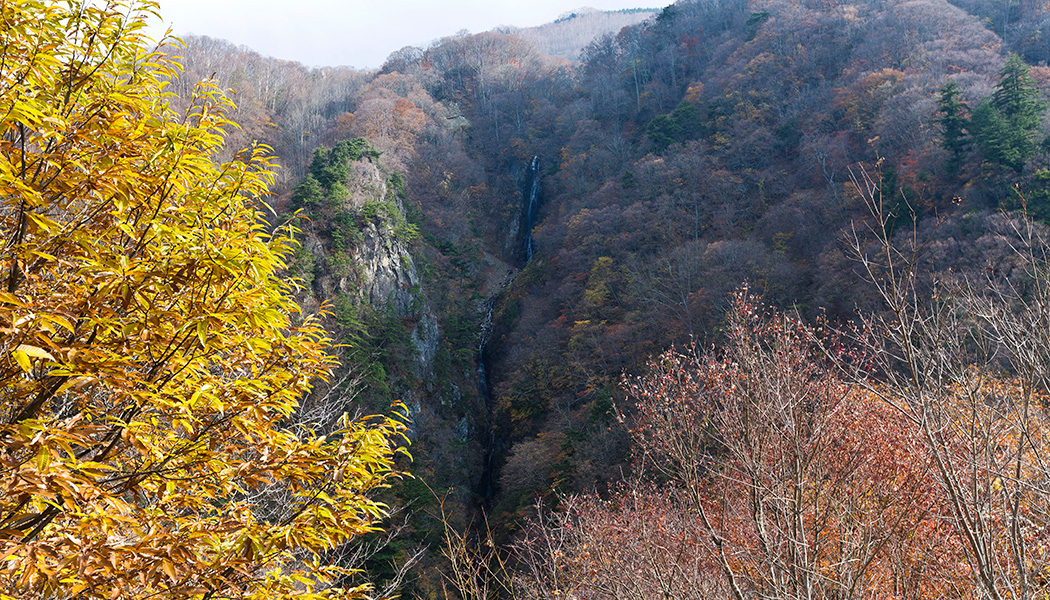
left=509, top=292, right=966, bottom=600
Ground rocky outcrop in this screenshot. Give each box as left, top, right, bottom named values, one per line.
left=443, top=102, right=470, bottom=135
left=357, top=222, right=439, bottom=373
left=297, top=154, right=439, bottom=377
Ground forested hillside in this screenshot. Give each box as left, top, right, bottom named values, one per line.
left=502, top=8, right=659, bottom=61
left=8, top=0, right=1050, bottom=598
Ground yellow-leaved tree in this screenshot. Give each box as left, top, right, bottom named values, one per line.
left=0, top=1, right=407, bottom=598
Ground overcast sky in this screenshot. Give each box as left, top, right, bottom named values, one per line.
left=146, top=1, right=667, bottom=69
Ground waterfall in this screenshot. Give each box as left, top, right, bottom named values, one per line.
left=477, top=299, right=495, bottom=400
left=474, top=156, right=541, bottom=508
left=523, top=156, right=540, bottom=262
left=476, top=298, right=497, bottom=505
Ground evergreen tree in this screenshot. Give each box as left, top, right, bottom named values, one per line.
left=972, top=54, right=1047, bottom=173
left=1011, top=169, right=1050, bottom=222
left=937, top=80, right=969, bottom=174
left=309, top=146, right=330, bottom=184
left=993, top=54, right=1045, bottom=123
left=291, top=173, right=324, bottom=207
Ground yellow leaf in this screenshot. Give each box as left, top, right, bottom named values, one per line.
left=16, top=344, right=55, bottom=361
left=24, top=211, right=57, bottom=234
left=0, top=3, right=404, bottom=594
left=42, top=314, right=74, bottom=334
left=36, top=447, right=49, bottom=471
left=11, top=349, right=31, bottom=372
left=161, top=559, right=177, bottom=581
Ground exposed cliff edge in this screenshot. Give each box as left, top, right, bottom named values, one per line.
left=287, top=141, right=438, bottom=403
left=284, top=139, right=499, bottom=534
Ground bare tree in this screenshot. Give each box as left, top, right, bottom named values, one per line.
left=841, top=166, right=1050, bottom=600
left=501, top=290, right=958, bottom=600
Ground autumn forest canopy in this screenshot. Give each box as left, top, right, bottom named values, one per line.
left=7, top=0, right=1050, bottom=598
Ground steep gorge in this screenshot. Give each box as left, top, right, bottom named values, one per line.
left=172, top=0, right=1050, bottom=567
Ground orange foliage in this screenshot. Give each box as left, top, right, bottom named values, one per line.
left=535, top=293, right=968, bottom=600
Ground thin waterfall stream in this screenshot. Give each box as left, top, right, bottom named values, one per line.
left=475, top=156, right=540, bottom=511
left=476, top=298, right=497, bottom=506
left=524, top=156, right=540, bottom=262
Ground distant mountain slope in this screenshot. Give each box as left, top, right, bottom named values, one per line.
left=501, top=7, right=658, bottom=61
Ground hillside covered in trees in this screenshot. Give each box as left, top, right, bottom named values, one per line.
left=8, top=0, right=1050, bottom=598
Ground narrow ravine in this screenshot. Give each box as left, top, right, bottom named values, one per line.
left=475, top=155, right=542, bottom=512
left=523, top=156, right=540, bottom=261
left=475, top=297, right=498, bottom=509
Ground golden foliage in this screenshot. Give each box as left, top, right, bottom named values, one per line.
left=0, top=1, right=406, bottom=598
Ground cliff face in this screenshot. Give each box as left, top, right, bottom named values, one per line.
left=293, top=154, right=437, bottom=375
left=288, top=142, right=500, bottom=516
left=305, top=227, right=439, bottom=374
left=358, top=222, right=439, bottom=374
left=282, top=130, right=550, bottom=586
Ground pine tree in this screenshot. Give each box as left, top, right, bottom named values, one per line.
left=993, top=54, right=1045, bottom=124
left=937, top=80, right=969, bottom=174
left=291, top=174, right=324, bottom=207
left=973, top=54, right=1047, bottom=173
